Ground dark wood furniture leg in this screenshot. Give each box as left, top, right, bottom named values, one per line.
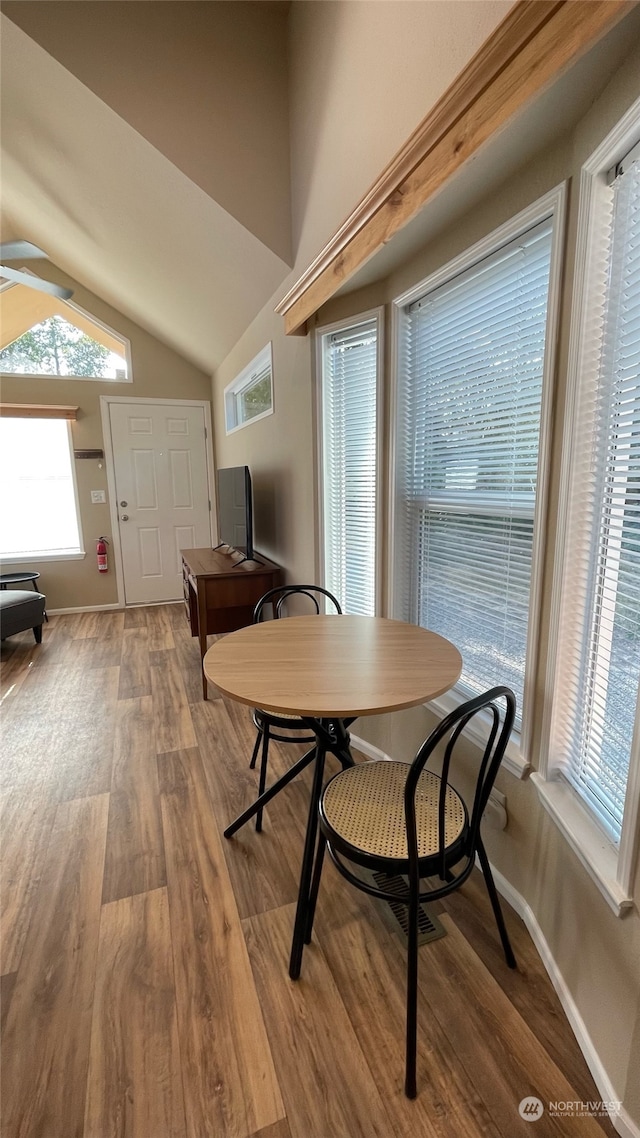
left=197, top=579, right=208, bottom=699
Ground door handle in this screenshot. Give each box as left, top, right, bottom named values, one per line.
left=121, top=514, right=129, bottom=521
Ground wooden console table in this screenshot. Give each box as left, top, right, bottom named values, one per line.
left=180, top=547, right=282, bottom=698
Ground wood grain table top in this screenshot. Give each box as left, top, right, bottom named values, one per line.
left=203, top=615, right=462, bottom=718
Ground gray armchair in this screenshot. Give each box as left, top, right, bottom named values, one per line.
left=0, top=590, right=46, bottom=643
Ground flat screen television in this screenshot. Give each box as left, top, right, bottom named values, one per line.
left=216, top=465, right=254, bottom=560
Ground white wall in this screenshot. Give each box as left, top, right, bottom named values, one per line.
left=288, top=0, right=513, bottom=266
left=2, top=0, right=292, bottom=262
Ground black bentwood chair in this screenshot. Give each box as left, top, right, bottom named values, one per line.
left=248, top=585, right=342, bottom=832
left=298, top=686, right=517, bottom=1099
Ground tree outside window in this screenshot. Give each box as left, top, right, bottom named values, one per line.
left=0, top=315, right=113, bottom=377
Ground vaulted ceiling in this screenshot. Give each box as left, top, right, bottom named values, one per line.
left=0, top=2, right=293, bottom=373
left=4, top=1, right=640, bottom=377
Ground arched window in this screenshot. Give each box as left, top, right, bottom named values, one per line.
left=0, top=281, right=131, bottom=381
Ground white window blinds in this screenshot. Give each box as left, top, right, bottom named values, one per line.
left=320, top=317, right=379, bottom=615
left=396, top=220, right=553, bottom=720
left=551, top=156, right=640, bottom=844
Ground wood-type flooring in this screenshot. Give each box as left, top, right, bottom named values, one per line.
left=0, top=606, right=617, bottom=1138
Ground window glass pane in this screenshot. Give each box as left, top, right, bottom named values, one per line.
left=0, top=289, right=129, bottom=380
left=415, top=511, right=534, bottom=700
left=0, top=418, right=82, bottom=555
left=321, top=318, right=378, bottom=615
left=238, top=372, right=272, bottom=423
left=224, top=346, right=273, bottom=433
left=397, top=221, right=553, bottom=719
left=558, top=156, right=640, bottom=841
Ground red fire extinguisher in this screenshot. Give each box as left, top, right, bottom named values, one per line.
left=96, top=536, right=109, bottom=573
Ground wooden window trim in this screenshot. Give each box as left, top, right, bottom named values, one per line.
left=0, top=403, right=78, bottom=420
left=276, top=0, right=634, bottom=335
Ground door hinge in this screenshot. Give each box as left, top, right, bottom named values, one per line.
left=204, top=426, right=208, bottom=439
left=208, top=499, right=211, bottom=511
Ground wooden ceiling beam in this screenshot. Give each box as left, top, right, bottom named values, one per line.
left=276, top=0, right=636, bottom=336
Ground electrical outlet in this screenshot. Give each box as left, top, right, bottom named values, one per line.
left=91, top=489, right=106, bottom=504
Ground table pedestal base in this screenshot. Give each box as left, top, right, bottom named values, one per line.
left=223, top=716, right=355, bottom=979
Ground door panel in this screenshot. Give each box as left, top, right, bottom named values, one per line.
left=174, top=525, right=197, bottom=566
left=168, top=450, right=194, bottom=508
left=109, top=402, right=211, bottom=604
left=132, top=450, right=158, bottom=509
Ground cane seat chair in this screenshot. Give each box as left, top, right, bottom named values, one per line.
left=298, top=686, right=517, bottom=1099
left=249, top=585, right=342, bottom=831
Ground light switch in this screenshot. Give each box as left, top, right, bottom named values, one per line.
left=91, top=490, right=106, bottom=504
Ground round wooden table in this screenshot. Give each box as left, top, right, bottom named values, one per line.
left=203, top=614, right=462, bottom=717
left=203, top=614, right=462, bottom=976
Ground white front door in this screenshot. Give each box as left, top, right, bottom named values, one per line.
left=108, top=401, right=212, bottom=604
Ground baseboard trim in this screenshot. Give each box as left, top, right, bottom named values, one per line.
left=616, top=1108, right=640, bottom=1138
left=47, top=600, right=184, bottom=616
left=485, top=861, right=637, bottom=1138
left=348, top=734, right=394, bottom=763
left=47, top=603, right=122, bottom=615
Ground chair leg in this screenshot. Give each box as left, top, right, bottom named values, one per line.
left=304, top=832, right=326, bottom=945
left=33, top=624, right=42, bottom=644
left=289, top=743, right=326, bottom=980
left=249, top=728, right=261, bottom=770
left=255, top=724, right=271, bottom=833
left=405, top=883, right=419, bottom=1099
left=476, top=837, right=517, bottom=969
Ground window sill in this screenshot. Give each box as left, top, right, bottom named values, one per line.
left=0, top=550, right=86, bottom=564
left=427, top=688, right=530, bottom=779
left=530, top=772, right=634, bottom=916
left=225, top=405, right=274, bottom=435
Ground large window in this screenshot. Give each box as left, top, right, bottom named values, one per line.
left=0, top=416, right=84, bottom=560
left=317, top=311, right=382, bottom=615
left=541, top=114, right=640, bottom=906
left=393, top=203, right=559, bottom=739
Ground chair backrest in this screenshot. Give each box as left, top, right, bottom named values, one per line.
left=404, top=686, right=516, bottom=880
left=253, top=585, right=342, bottom=623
